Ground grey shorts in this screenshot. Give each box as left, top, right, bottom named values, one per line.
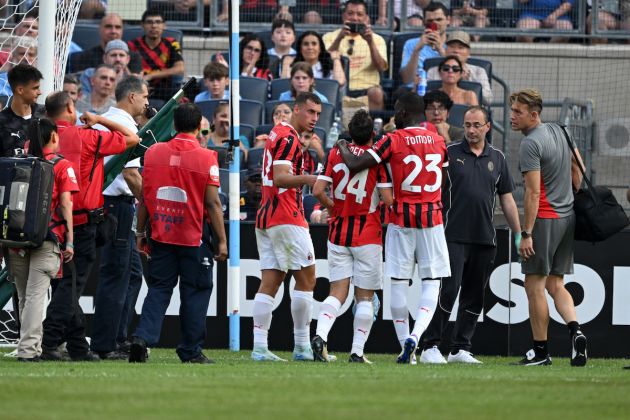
left=521, top=214, right=575, bottom=276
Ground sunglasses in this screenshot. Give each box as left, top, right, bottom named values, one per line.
left=200, top=128, right=210, bottom=136
left=440, top=65, right=462, bottom=73
left=347, top=39, right=355, bottom=56
left=245, top=45, right=262, bottom=53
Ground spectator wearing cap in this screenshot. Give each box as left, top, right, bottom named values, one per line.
left=76, top=64, right=117, bottom=115
left=80, top=40, right=135, bottom=97
left=69, top=13, right=143, bottom=73
left=128, top=9, right=185, bottom=101
left=427, top=31, right=492, bottom=105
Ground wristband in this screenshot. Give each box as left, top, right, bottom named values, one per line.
left=135, top=231, right=146, bottom=238
left=66, top=242, right=74, bottom=249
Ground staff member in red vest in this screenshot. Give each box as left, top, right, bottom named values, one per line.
left=8, top=118, right=79, bottom=362
left=130, top=103, right=227, bottom=364
left=41, top=91, right=140, bottom=362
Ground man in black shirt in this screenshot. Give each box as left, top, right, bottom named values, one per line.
left=420, top=106, right=521, bottom=364
left=0, top=64, right=43, bottom=157
left=69, top=13, right=142, bottom=73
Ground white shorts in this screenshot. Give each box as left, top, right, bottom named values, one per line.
left=327, top=242, right=383, bottom=290
left=256, top=225, right=316, bottom=272
left=384, top=224, right=451, bottom=279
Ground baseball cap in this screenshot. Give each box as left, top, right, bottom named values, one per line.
left=104, top=39, right=129, bottom=54
left=446, top=31, right=471, bottom=48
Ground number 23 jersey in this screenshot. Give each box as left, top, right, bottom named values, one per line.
left=368, top=127, right=448, bottom=229
left=256, top=122, right=308, bottom=230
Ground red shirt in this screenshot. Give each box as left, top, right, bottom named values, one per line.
left=256, top=122, right=308, bottom=229
left=43, top=148, right=79, bottom=244
left=143, top=134, right=220, bottom=247
left=369, top=127, right=448, bottom=229
left=56, top=120, right=127, bottom=225
left=319, top=144, right=391, bottom=247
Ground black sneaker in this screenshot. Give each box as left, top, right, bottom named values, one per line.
left=311, top=335, right=328, bottom=362
left=129, top=336, right=148, bottom=363
left=349, top=353, right=373, bottom=364
left=117, top=340, right=131, bottom=354
left=570, top=331, right=588, bottom=367
left=40, top=349, right=69, bottom=361
left=70, top=351, right=101, bottom=362
left=183, top=353, right=215, bottom=364
left=98, top=350, right=129, bottom=360
left=512, top=349, right=552, bottom=366
left=17, top=356, right=41, bottom=362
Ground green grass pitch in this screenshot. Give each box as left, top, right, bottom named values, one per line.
left=1, top=349, right=629, bottom=419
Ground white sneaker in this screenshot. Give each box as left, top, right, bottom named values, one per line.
left=251, top=346, right=287, bottom=362
left=447, top=350, right=482, bottom=364
left=420, top=346, right=447, bottom=364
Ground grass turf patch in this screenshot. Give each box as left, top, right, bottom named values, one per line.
left=1, top=349, right=629, bottom=419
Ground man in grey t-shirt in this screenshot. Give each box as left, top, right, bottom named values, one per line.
left=510, top=89, right=588, bottom=367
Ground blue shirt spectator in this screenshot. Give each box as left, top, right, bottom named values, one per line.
left=401, top=41, right=444, bottom=87
left=278, top=89, right=328, bottom=103
left=195, top=90, right=230, bottom=102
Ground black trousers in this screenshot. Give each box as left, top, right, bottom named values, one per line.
left=423, top=242, right=496, bottom=353
left=42, top=223, right=97, bottom=357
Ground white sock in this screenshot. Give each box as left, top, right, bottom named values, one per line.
left=351, top=300, right=374, bottom=357
left=410, top=279, right=440, bottom=340
left=315, top=296, right=342, bottom=342
left=253, top=293, right=275, bottom=349
left=292, top=290, right=313, bottom=347
left=390, top=280, right=410, bottom=349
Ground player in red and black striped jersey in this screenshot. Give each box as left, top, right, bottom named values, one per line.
left=311, top=110, right=393, bottom=363
left=252, top=93, right=322, bottom=362
left=336, top=92, right=451, bottom=364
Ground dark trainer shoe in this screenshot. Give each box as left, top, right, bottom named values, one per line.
left=70, top=351, right=101, bottom=362
left=512, top=349, right=552, bottom=366
left=129, top=337, right=148, bottom=363
left=311, top=335, right=328, bottom=362
left=17, top=356, right=41, bottom=362
left=570, top=331, right=588, bottom=367
left=98, top=350, right=129, bottom=361
left=183, top=353, right=215, bottom=364
left=40, top=349, right=68, bottom=361
left=349, top=353, right=373, bottom=364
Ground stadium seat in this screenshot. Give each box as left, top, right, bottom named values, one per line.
left=240, top=77, right=269, bottom=102
left=270, top=79, right=291, bottom=100
left=219, top=168, right=248, bottom=195
left=196, top=100, right=223, bottom=121
left=247, top=147, right=265, bottom=171
left=314, top=78, right=340, bottom=106
left=447, top=104, right=470, bottom=128
left=218, top=191, right=228, bottom=218
left=122, top=27, right=184, bottom=48
left=392, top=32, right=421, bottom=83
left=148, top=98, right=165, bottom=111
left=316, top=103, right=335, bottom=131
left=426, top=80, right=483, bottom=106
left=211, top=51, right=229, bottom=63
left=208, top=146, right=246, bottom=170
left=240, top=124, right=255, bottom=145
left=302, top=194, right=319, bottom=221
left=255, top=124, right=274, bottom=136
left=240, top=100, right=264, bottom=126
left=71, top=24, right=102, bottom=50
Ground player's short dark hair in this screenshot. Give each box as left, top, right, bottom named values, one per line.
left=94, top=63, right=116, bottom=75
left=395, top=91, right=425, bottom=120
left=141, top=9, right=165, bottom=23
left=464, top=105, right=490, bottom=123
left=295, top=91, right=322, bottom=106
left=272, top=19, right=295, bottom=33
left=174, top=103, right=202, bottom=133
left=115, top=76, right=147, bottom=102
left=7, top=63, right=42, bottom=91
left=45, top=91, right=72, bottom=119
left=348, top=109, right=373, bottom=146
left=203, top=62, right=228, bottom=80
left=27, top=118, right=57, bottom=159
left=423, top=1, right=450, bottom=17
left=423, top=90, right=453, bottom=111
